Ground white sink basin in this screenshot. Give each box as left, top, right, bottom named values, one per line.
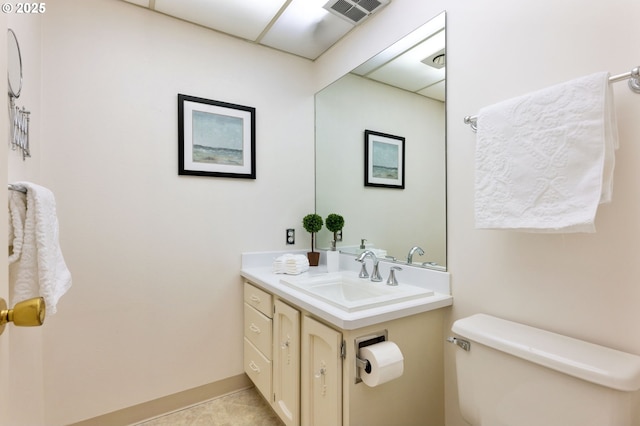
left=280, top=271, right=434, bottom=312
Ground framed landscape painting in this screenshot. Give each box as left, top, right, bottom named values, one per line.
left=178, top=94, right=256, bottom=179
left=364, top=130, right=405, bottom=189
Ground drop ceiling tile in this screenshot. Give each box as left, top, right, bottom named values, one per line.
left=260, top=0, right=353, bottom=60
left=367, top=61, right=444, bottom=92
left=155, top=0, right=288, bottom=41
left=418, top=80, right=445, bottom=102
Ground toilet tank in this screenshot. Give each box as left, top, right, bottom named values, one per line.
left=451, top=314, right=640, bottom=426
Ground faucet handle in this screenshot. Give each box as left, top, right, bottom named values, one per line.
left=386, top=266, right=402, bottom=286
left=357, top=259, right=369, bottom=278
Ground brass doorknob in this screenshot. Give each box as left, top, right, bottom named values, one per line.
left=0, top=297, right=46, bottom=336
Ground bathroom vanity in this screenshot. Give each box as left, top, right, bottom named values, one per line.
left=241, top=251, right=452, bottom=426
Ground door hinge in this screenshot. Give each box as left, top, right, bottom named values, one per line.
left=340, top=340, right=346, bottom=359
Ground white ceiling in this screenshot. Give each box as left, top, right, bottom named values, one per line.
left=122, top=0, right=363, bottom=60
left=121, top=0, right=445, bottom=101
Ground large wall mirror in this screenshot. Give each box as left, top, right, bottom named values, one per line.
left=315, top=11, right=447, bottom=270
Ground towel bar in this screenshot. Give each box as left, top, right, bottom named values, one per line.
left=8, top=184, right=27, bottom=193
left=464, top=66, right=640, bottom=132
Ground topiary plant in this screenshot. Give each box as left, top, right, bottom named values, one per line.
left=325, top=213, right=344, bottom=250
left=302, top=213, right=323, bottom=253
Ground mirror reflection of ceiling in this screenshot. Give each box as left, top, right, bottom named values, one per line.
left=351, top=12, right=445, bottom=101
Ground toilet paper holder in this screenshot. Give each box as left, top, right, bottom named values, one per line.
left=354, top=329, right=388, bottom=384
left=355, top=355, right=372, bottom=374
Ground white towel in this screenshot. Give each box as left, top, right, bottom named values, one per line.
left=475, top=72, right=618, bottom=232
left=8, top=182, right=72, bottom=314
left=273, top=254, right=309, bottom=275
left=8, top=189, right=26, bottom=263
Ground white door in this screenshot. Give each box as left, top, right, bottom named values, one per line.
left=1, top=17, right=46, bottom=424
left=1, top=14, right=13, bottom=422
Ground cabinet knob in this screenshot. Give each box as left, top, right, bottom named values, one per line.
left=314, top=361, right=328, bottom=396
left=281, top=336, right=292, bottom=364
left=280, top=335, right=291, bottom=349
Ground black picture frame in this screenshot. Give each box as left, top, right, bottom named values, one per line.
left=178, top=94, right=256, bottom=179
left=364, top=130, right=405, bottom=189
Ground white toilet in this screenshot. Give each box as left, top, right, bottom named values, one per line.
left=450, top=314, right=640, bottom=426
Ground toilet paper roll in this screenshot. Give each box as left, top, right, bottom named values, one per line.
left=359, top=341, right=404, bottom=387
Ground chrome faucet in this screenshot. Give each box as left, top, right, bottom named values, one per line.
left=386, top=266, right=402, bottom=286
left=356, top=250, right=382, bottom=282
left=407, top=246, right=425, bottom=264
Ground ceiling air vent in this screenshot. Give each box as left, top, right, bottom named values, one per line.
left=323, top=0, right=391, bottom=25
left=421, top=48, right=446, bottom=69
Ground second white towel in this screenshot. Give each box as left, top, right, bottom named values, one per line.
left=475, top=72, right=618, bottom=232
left=8, top=182, right=72, bottom=314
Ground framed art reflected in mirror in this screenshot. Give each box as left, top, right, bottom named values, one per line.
left=364, top=130, right=405, bottom=189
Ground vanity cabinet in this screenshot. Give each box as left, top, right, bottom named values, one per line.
left=244, top=283, right=303, bottom=426
left=273, top=299, right=300, bottom=426
left=243, top=279, right=445, bottom=426
left=243, top=283, right=273, bottom=400
left=301, top=315, right=343, bottom=426
left=245, top=281, right=341, bottom=426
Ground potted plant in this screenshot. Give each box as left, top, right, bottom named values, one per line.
left=325, top=213, right=345, bottom=251
left=302, top=213, right=323, bottom=266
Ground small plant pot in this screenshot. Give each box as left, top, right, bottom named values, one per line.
left=307, top=251, right=320, bottom=266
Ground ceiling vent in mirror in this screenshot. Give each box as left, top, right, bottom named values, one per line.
left=421, top=48, right=446, bottom=69
left=323, top=0, right=391, bottom=25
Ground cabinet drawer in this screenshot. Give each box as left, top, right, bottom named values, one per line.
left=244, top=337, right=272, bottom=400
left=244, top=282, right=273, bottom=318
left=244, top=303, right=272, bottom=358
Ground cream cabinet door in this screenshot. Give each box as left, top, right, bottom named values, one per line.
left=273, top=300, right=300, bottom=426
left=301, top=316, right=342, bottom=426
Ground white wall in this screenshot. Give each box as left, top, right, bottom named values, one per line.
left=38, top=0, right=315, bottom=423
left=319, top=0, right=640, bottom=425
left=445, top=1, right=640, bottom=424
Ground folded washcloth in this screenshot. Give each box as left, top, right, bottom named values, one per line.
left=475, top=72, right=618, bottom=232
left=273, top=254, right=309, bottom=275
left=8, top=182, right=72, bottom=314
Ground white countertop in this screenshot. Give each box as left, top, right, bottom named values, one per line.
left=241, top=250, right=453, bottom=330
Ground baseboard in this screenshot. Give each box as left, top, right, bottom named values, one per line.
left=69, top=374, right=253, bottom=426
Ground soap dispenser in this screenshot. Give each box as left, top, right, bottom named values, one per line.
left=357, top=239, right=367, bottom=254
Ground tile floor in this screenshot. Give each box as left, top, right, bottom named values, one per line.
left=136, top=387, right=284, bottom=426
